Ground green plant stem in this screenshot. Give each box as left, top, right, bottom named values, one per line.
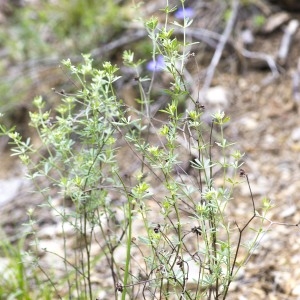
left=84, top=210, right=93, bottom=300
left=122, top=201, right=133, bottom=300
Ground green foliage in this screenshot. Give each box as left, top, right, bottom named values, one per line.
left=45, top=0, right=125, bottom=47
left=0, top=232, right=54, bottom=300
left=0, top=2, right=274, bottom=300
left=0, top=0, right=126, bottom=60
left=253, top=14, right=266, bottom=28
left=0, top=237, right=30, bottom=300
left=0, top=1, right=129, bottom=113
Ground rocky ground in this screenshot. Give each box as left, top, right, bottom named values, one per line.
left=1, top=1, right=300, bottom=299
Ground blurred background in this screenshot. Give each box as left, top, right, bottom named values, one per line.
left=1, top=0, right=300, bottom=299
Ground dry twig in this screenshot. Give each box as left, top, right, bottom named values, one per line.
left=198, top=0, right=239, bottom=101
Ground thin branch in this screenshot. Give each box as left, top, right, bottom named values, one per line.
left=199, top=0, right=240, bottom=101
left=277, top=19, right=299, bottom=65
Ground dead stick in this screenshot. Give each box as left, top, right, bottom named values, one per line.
left=199, top=0, right=239, bottom=101
left=277, top=19, right=299, bottom=65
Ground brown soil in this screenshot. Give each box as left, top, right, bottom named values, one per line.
left=1, top=1, right=300, bottom=299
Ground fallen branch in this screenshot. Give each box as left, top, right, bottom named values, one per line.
left=277, top=19, right=299, bottom=65
left=198, top=0, right=239, bottom=101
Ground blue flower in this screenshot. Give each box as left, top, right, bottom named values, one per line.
left=146, top=55, right=165, bottom=72
left=174, top=7, right=195, bottom=19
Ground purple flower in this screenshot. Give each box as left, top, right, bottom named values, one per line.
left=146, top=55, right=165, bottom=72
left=174, top=7, right=195, bottom=19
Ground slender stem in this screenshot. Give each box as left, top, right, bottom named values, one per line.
left=223, top=173, right=256, bottom=299
left=121, top=201, right=133, bottom=300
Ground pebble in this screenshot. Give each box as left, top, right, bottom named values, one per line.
left=292, top=284, right=300, bottom=296
left=291, top=127, right=300, bottom=142
left=0, top=178, right=24, bottom=205
left=203, top=86, right=231, bottom=111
